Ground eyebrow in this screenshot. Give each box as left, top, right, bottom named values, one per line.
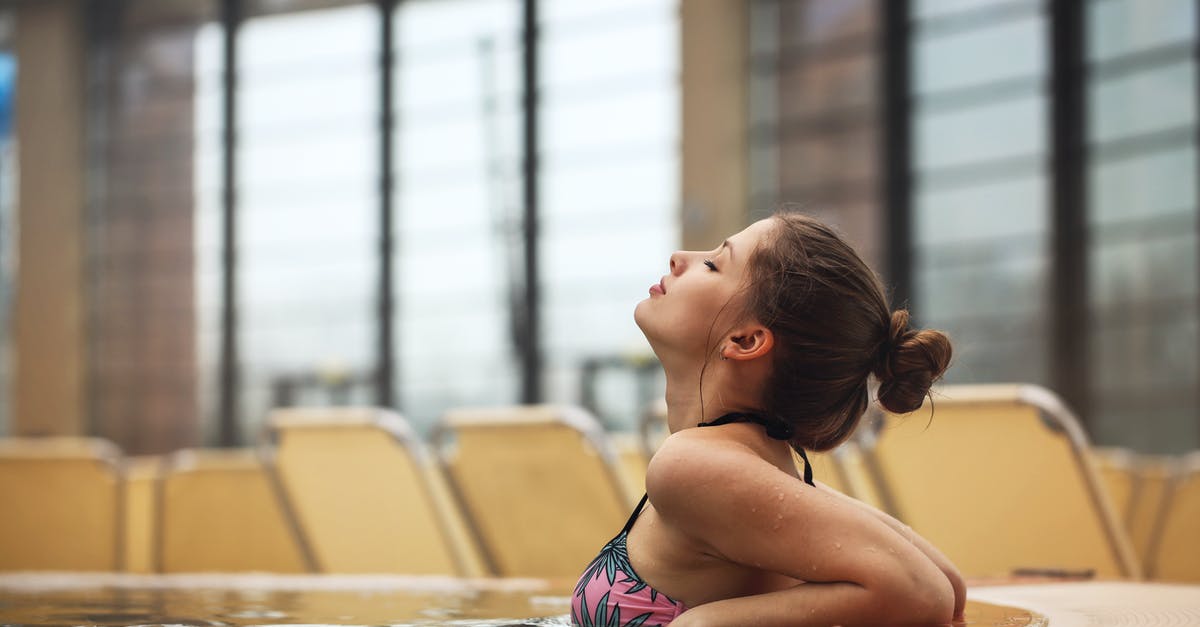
left=721, top=239, right=733, bottom=261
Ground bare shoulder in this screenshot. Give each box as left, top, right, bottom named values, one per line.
left=645, top=427, right=815, bottom=535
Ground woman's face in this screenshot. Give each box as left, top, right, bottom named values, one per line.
left=634, top=217, right=776, bottom=359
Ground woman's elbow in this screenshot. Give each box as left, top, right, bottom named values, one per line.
left=870, top=560, right=956, bottom=624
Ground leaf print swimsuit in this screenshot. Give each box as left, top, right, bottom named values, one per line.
left=570, top=412, right=816, bottom=627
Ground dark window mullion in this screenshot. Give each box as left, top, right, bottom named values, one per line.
left=217, top=0, right=241, bottom=447
left=520, top=0, right=541, bottom=403
left=377, top=0, right=396, bottom=410
left=1049, top=0, right=1089, bottom=421
left=882, top=0, right=913, bottom=313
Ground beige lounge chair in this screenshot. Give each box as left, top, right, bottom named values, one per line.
left=863, top=384, right=1140, bottom=579
left=1128, top=455, right=1175, bottom=569
left=803, top=440, right=885, bottom=509
left=432, top=404, right=637, bottom=577
left=1090, top=447, right=1139, bottom=529
left=610, top=432, right=649, bottom=507
left=638, top=398, right=670, bottom=458
left=158, top=448, right=312, bottom=573
left=1147, top=451, right=1200, bottom=581
left=122, top=455, right=161, bottom=573
left=264, top=407, right=484, bottom=575
left=0, top=437, right=123, bottom=571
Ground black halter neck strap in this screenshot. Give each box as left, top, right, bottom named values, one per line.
left=697, top=412, right=815, bottom=487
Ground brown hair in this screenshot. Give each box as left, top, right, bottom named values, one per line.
left=737, top=212, right=952, bottom=452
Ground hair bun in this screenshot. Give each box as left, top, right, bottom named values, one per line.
left=873, top=310, right=952, bottom=414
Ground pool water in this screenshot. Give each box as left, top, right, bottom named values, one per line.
left=0, top=573, right=1043, bottom=626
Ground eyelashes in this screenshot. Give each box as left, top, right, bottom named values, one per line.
left=703, top=259, right=718, bottom=271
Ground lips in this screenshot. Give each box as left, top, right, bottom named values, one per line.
left=649, top=276, right=666, bottom=296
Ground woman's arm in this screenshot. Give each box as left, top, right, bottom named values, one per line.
left=647, top=433, right=955, bottom=627
left=812, top=480, right=966, bottom=621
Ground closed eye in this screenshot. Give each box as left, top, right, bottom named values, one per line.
left=703, top=259, right=718, bottom=271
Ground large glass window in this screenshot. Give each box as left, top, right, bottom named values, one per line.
left=391, top=0, right=522, bottom=428
left=910, top=1, right=1051, bottom=386
left=538, top=0, right=678, bottom=429
left=229, top=3, right=379, bottom=438
left=1084, top=0, right=1198, bottom=453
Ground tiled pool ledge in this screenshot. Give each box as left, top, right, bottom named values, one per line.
left=970, top=582, right=1200, bottom=627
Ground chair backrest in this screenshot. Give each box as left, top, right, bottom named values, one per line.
left=609, top=432, right=649, bottom=508
left=265, top=407, right=484, bottom=576
left=0, top=437, right=123, bottom=571
left=1148, top=452, right=1200, bottom=581
left=1089, top=447, right=1138, bottom=529
left=122, top=455, right=161, bottom=573
left=158, top=448, right=312, bottom=573
left=638, top=398, right=669, bottom=459
left=800, top=440, right=885, bottom=510
left=1128, top=455, right=1174, bottom=568
left=433, top=404, right=635, bottom=577
left=864, top=384, right=1140, bottom=579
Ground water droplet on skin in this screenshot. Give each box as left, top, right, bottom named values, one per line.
left=771, top=524, right=780, bottom=531
left=888, top=548, right=896, bottom=554
left=835, top=542, right=842, bottom=549
left=751, top=507, right=757, bottom=513
left=777, top=493, right=784, bottom=501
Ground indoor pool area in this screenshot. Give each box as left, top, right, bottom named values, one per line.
left=4, top=0, right=1200, bottom=624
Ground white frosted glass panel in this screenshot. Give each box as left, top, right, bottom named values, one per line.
left=393, top=0, right=521, bottom=426
left=542, top=89, right=675, bottom=155
left=539, top=0, right=677, bottom=413
left=399, top=46, right=522, bottom=111
left=1089, top=62, right=1195, bottom=144
left=914, top=0, right=1027, bottom=19
left=398, top=0, right=519, bottom=50
left=934, top=331, right=1050, bottom=385
left=1089, top=146, right=1197, bottom=224
left=1091, top=315, right=1198, bottom=392
left=914, top=16, right=1045, bottom=94
left=1090, top=233, right=1199, bottom=308
left=915, top=176, right=1047, bottom=245
left=542, top=159, right=675, bottom=215
left=542, top=0, right=670, bottom=26
left=916, top=253, right=1049, bottom=319
left=236, top=5, right=379, bottom=434
left=915, top=94, right=1045, bottom=170
left=1088, top=0, right=1194, bottom=62
left=542, top=20, right=675, bottom=88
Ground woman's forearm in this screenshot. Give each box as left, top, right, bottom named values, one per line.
left=675, top=579, right=950, bottom=627
left=815, top=482, right=966, bottom=618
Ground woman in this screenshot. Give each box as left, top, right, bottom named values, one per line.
left=571, top=213, right=965, bottom=626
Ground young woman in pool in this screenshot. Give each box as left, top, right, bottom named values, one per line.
left=571, top=213, right=965, bottom=626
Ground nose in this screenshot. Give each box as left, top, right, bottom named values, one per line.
left=669, top=250, right=687, bottom=275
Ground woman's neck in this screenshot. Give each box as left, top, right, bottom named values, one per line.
left=661, top=361, right=760, bottom=434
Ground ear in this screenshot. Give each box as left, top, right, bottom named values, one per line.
left=721, top=325, right=774, bottom=362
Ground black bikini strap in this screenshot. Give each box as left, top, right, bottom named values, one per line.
left=698, top=412, right=815, bottom=487
left=621, top=493, right=651, bottom=535
left=795, top=447, right=815, bottom=488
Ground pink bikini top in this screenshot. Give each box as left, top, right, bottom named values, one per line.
left=570, top=412, right=815, bottom=626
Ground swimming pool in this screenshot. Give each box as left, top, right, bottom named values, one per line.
left=0, top=573, right=1045, bottom=626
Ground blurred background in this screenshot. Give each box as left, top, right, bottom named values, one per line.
left=0, top=0, right=1195, bottom=457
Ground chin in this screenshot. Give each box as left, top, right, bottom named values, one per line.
left=633, top=298, right=662, bottom=342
